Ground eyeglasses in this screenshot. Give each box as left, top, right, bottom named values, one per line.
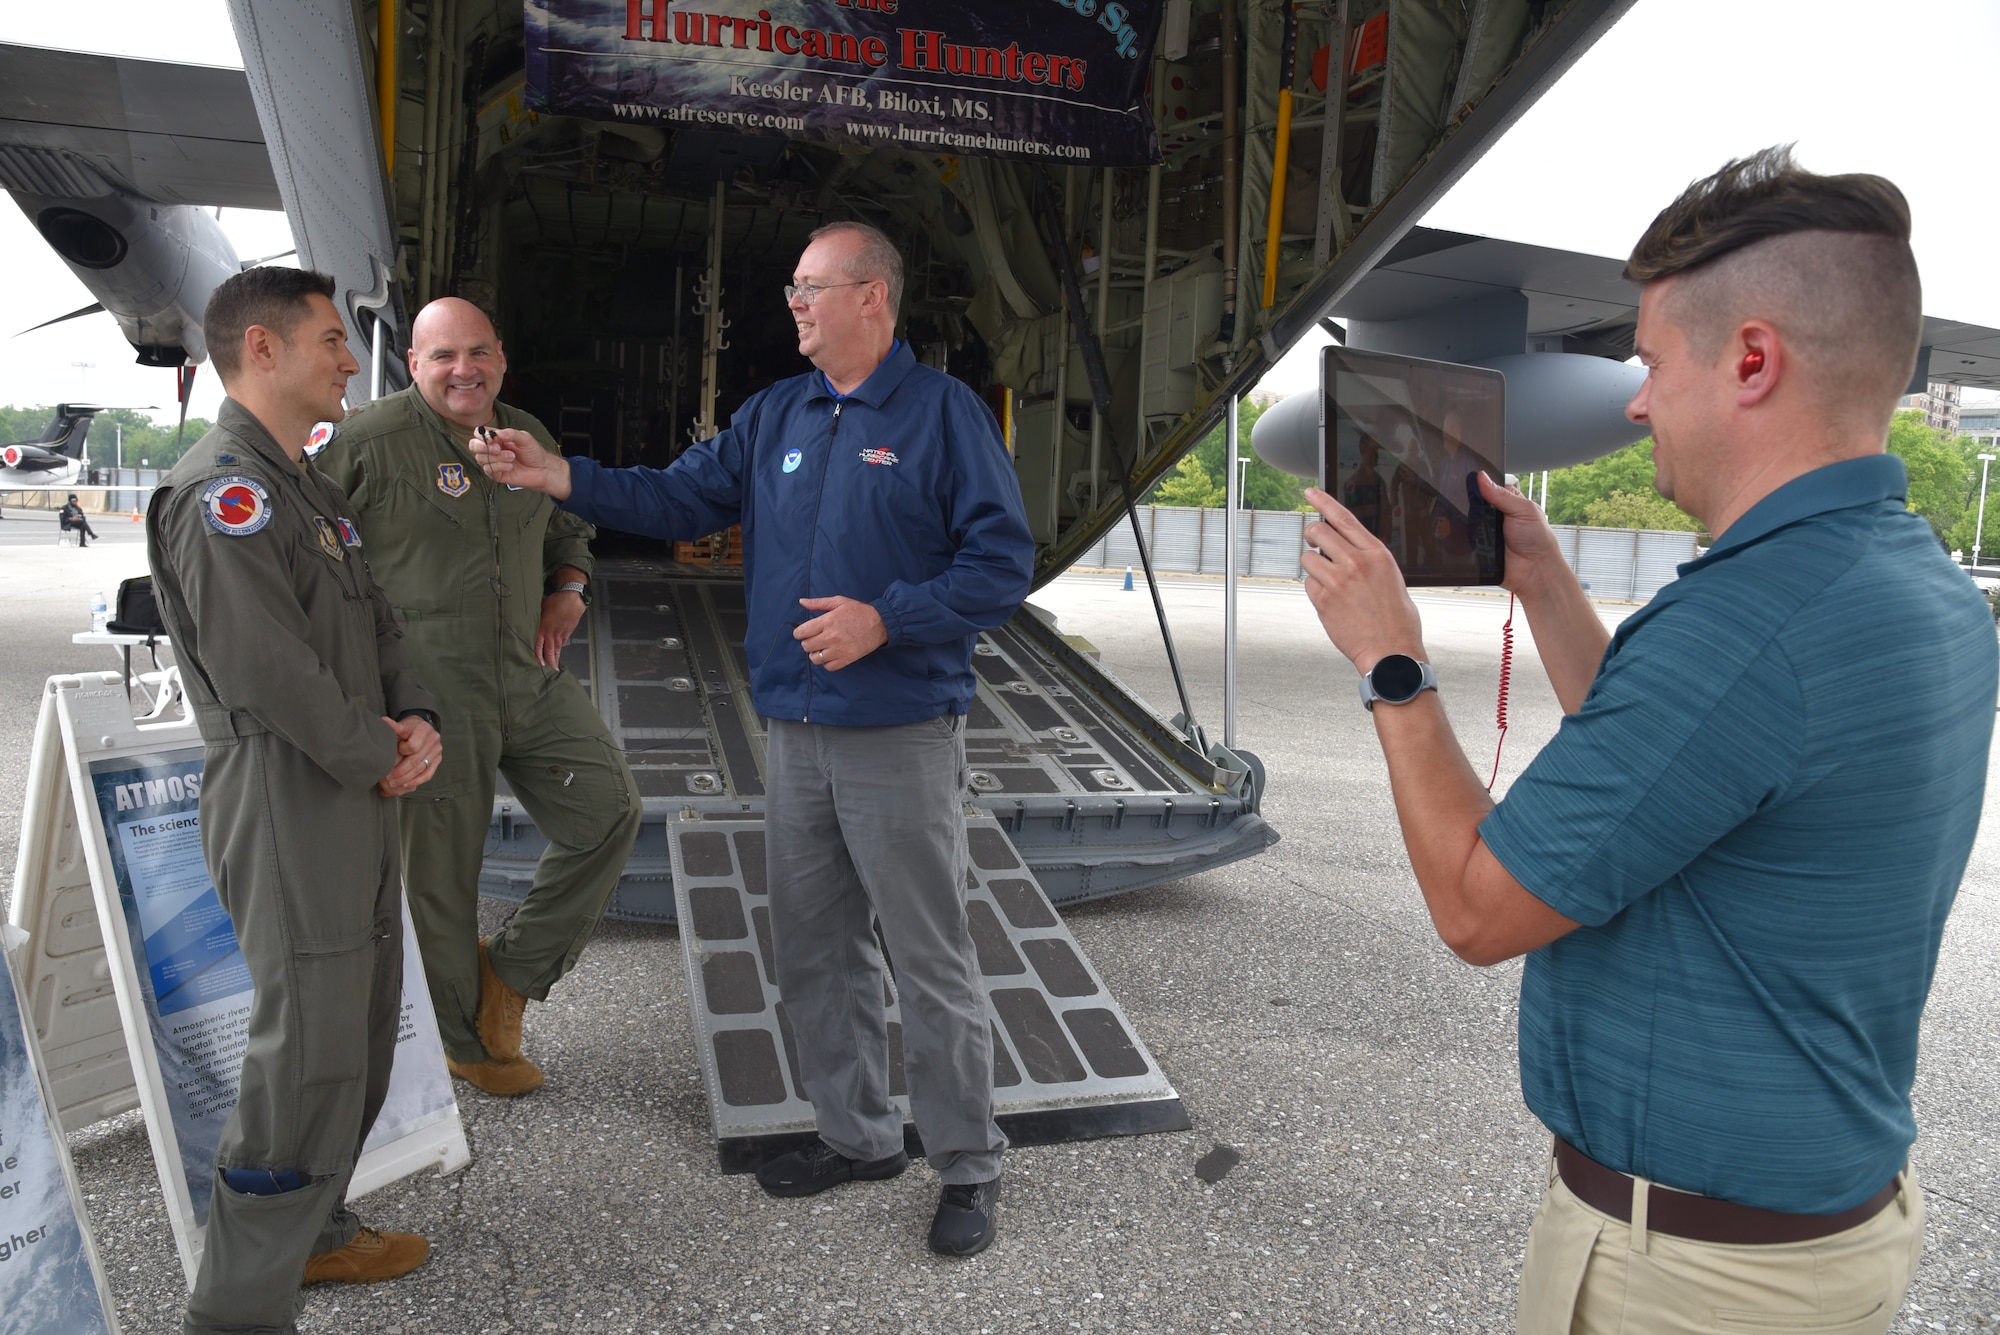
left=783, top=280, right=872, bottom=307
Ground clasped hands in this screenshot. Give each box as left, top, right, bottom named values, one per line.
left=378, top=715, right=441, bottom=798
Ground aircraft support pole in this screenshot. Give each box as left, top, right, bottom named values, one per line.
left=1223, top=393, right=1241, bottom=749
left=370, top=311, right=385, bottom=402
left=1137, top=77, right=1163, bottom=464
left=1089, top=168, right=1113, bottom=513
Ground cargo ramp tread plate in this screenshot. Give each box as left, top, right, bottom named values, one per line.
left=667, top=813, right=1187, bottom=1171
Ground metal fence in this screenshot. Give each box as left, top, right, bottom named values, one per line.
left=1072, top=505, right=1700, bottom=602
left=0, top=467, right=162, bottom=516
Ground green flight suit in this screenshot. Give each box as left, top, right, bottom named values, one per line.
left=146, top=399, right=438, bottom=1334
left=320, top=388, right=639, bottom=1065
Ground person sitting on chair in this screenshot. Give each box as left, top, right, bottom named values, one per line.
left=59, top=493, right=99, bottom=547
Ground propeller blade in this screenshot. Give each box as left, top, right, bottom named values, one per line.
left=16, top=301, right=107, bottom=336
left=241, top=249, right=298, bottom=268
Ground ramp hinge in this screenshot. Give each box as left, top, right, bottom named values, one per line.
left=1160, top=799, right=1176, bottom=831
left=499, top=804, right=513, bottom=840
left=1207, top=798, right=1222, bottom=828
left=1112, top=798, right=1126, bottom=830
left=1063, top=801, right=1078, bottom=832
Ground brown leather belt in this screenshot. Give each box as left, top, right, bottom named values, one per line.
left=1553, top=1139, right=1900, bottom=1246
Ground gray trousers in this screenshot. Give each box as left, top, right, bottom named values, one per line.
left=765, top=715, right=1005, bottom=1184
left=184, top=736, right=404, bottom=1335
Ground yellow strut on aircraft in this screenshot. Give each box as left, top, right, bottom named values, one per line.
left=378, top=0, right=397, bottom=177
left=1262, top=4, right=1299, bottom=310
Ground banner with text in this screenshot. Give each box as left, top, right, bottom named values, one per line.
left=527, top=0, right=1163, bottom=166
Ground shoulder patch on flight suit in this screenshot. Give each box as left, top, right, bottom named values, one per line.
left=336, top=517, right=363, bottom=548
left=308, top=421, right=336, bottom=453
left=200, top=476, right=272, bottom=536
left=312, top=516, right=345, bottom=561
left=437, top=462, right=471, bottom=497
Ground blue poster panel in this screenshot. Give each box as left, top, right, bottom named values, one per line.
left=528, top=0, right=1164, bottom=165
left=87, top=754, right=246, bottom=1226
left=0, top=942, right=114, bottom=1335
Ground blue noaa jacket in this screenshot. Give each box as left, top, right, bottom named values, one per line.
left=563, top=341, right=1035, bottom=727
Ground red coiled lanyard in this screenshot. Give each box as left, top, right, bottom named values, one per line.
left=1487, top=593, right=1515, bottom=791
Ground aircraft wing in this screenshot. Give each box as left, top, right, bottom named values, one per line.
left=1335, top=226, right=2000, bottom=390
left=0, top=42, right=278, bottom=210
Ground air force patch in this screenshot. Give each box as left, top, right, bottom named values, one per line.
left=782, top=448, right=803, bottom=473
left=312, top=516, right=344, bottom=561
left=201, top=476, right=271, bottom=537
left=437, top=462, right=471, bottom=497
left=307, top=421, right=336, bottom=454
left=336, top=517, right=363, bottom=547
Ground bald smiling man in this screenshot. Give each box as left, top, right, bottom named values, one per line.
left=319, top=298, right=641, bottom=1098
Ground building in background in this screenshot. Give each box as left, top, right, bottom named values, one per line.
left=1900, top=381, right=1963, bottom=433
left=1958, top=400, right=2000, bottom=451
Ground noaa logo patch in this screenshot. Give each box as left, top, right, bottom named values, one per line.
left=782, top=449, right=803, bottom=474
left=200, top=475, right=271, bottom=537
left=312, top=516, right=344, bottom=561
left=437, top=462, right=471, bottom=497
left=307, top=421, right=336, bottom=454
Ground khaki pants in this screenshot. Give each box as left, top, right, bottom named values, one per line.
left=1518, top=1155, right=1923, bottom=1335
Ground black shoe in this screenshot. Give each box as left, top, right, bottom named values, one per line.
left=756, top=1137, right=908, bottom=1198
left=927, top=1177, right=1000, bottom=1256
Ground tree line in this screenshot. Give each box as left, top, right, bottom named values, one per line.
left=0, top=406, right=215, bottom=474
left=1542, top=411, right=1988, bottom=550
left=1143, top=397, right=1313, bottom=511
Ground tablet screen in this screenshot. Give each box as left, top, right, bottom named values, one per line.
left=1321, top=346, right=1505, bottom=587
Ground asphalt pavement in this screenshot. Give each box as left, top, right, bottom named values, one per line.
left=1, top=530, right=1993, bottom=1333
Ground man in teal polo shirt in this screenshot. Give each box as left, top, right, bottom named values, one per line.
left=1299, top=147, right=1995, bottom=1333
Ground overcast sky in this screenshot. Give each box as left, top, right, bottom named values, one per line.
left=3, top=0, right=1996, bottom=430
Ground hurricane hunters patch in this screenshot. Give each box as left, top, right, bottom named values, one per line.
left=437, top=462, right=471, bottom=497
left=200, top=476, right=272, bottom=537
left=336, top=517, right=362, bottom=547
left=312, top=516, right=344, bottom=561
left=307, top=421, right=337, bottom=454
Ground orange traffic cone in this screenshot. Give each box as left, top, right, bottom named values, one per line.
left=130, top=505, right=141, bottom=522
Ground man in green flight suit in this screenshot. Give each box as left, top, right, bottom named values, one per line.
left=148, top=267, right=441, bottom=1332
left=320, top=297, right=640, bottom=1097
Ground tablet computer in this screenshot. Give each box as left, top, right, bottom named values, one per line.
left=1321, top=345, right=1505, bottom=587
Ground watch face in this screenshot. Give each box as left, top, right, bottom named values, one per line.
left=1371, top=654, right=1425, bottom=702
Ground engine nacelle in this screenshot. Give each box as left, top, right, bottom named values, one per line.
left=7, top=182, right=241, bottom=365
left=1250, top=351, right=1651, bottom=480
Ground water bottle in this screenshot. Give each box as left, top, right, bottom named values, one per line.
left=90, top=591, right=109, bottom=633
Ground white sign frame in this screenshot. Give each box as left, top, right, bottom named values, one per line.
left=10, top=674, right=471, bottom=1286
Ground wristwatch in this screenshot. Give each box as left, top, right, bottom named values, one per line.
left=1358, top=654, right=1437, bottom=712
left=553, top=580, right=591, bottom=606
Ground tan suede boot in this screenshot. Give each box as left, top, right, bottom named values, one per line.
left=475, top=937, right=529, bottom=1062
left=302, top=1227, right=431, bottom=1285
left=447, top=1054, right=546, bottom=1097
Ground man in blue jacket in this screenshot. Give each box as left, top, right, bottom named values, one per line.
left=472, top=220, right=1034, bottom=1256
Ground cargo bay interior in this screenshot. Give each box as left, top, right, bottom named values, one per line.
left=324, top=0, right=1612, bottom=914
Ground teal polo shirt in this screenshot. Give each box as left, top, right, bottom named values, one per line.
left=1481, top=454, right=1996, bottom=1214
